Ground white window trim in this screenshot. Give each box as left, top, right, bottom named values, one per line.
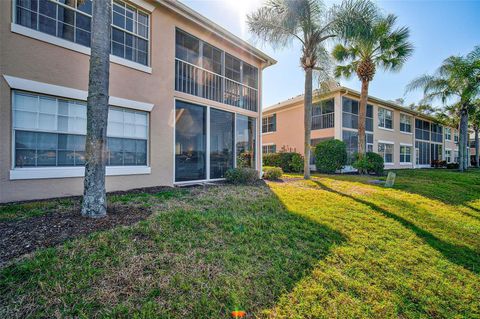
left=11, top=23, right=153, bottom=74
left=378, top=107, right=394, bottom=130
left=399, top=112, right=413, bottom=134
left=399, top=144, right=413, bottom=164
left=378, top=126, right=394, bottom=132
left=3, top=75, right=154, bottom=111
left=10, top=166, right=151, bottom=180
left=378, top=140, right=394, bottom=165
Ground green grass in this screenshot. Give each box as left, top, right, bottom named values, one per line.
left=1, top=169, right=480, bottom=318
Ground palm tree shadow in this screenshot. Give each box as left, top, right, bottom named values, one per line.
left=313, top=180, right=480, bottom=274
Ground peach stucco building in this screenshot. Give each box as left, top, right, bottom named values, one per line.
left=262, top=85, right=462, bottom=170
left=0, top=0, right=276, bottom=203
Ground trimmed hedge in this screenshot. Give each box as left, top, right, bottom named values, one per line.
left=314, top=140, right=347, bottom=173
left=263, top=166, right=283, bottom=180
left=225, top=168, right=259, bottom=185
left=263, top=152, right=303, bottom=173
left=353, top=152, right=384, bottom=175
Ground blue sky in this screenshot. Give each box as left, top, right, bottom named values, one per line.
left=181, top=0, right=480, bottom=109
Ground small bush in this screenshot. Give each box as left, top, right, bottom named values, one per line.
left=314, top=140, right=347, bottom=173
left=236, top=152, right=254, bottom=168
left=263, top=166, right=283, bottom=180
left=446, top=162, right=459, bottom=169
left=225, top=168, right=259, bottom=185
left=353, top=152, right=384, bottom=175
left=263, top=152, right=303, bottom=173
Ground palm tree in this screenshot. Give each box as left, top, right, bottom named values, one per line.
left=406, top=46, right=480, bottom=172
left=247, top=0, right=378, bottom=179
left=81, top=0, right=112, bottom=218
left=332, top=14, right=413, bottom=166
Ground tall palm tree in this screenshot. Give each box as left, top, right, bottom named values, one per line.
left=81, top=0, right=112, bottom=218
left=247, top=0, right=377, bottom=179
left=332, top=14, right=413, bottom=166
left=406, top=47, right=480, bottom=172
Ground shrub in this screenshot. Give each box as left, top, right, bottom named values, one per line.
left=314, top=140, right=347, bottom=173
left=446, top=162, right=459, bottom=169
left=353, top=152, right=384, bottom=175
left=263, top=166, right=283, bottom=180
left=225, top=168, right=259, bottom=185
left=262, top=152, right=303, bottom=173
left=236, top=152, right=254, bottom=168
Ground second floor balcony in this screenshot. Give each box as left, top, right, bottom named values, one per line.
left=175, top=58, right=258, bottom=112
left=312, top=112, right=334, bottom=130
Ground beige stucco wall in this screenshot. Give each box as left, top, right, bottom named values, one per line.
left=262, top=91, right=459, bottom=170
left=0, top=0, right=266, bottom=202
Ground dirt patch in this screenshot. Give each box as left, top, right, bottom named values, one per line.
left=0, top=202, right=152, bottom=267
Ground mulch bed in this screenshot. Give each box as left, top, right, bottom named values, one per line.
left=0, top=202, right=152, bottom=267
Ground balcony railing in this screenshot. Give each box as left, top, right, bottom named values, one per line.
left=312, top=112, right=334, bottom=130
left=175, top=58, right=258, bottom=112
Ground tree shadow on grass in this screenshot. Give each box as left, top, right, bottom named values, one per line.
left=0, top=183, right=347, bottom=318
left=314, top=169, right=480, bottom=207
left=313, top=180, right=480, bottom=275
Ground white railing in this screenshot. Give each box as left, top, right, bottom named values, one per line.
left=175, top=58, right=258, bottom=112
left=312, top=112, right=334, bottom=130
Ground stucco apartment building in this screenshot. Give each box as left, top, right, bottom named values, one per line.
left=0, top=0, right=276, bottom=203
left=262, top=85, right=463, bottom=170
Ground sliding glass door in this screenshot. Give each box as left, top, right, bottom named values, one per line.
left=175, top=100, right=256, bottom=182
left=210, top=108, right=234, bottom=178
left=175, top=101, right=206, bottom=182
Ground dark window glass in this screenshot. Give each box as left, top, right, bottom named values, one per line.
left=225, top=53, right=241, bottom=82
left=203, top=43, right=222, bottom=75
left=210, top=109, right=234, bottom=178
left=175, top=101, right=206, bottom=181
left=242, top=62, right=258, bottom=88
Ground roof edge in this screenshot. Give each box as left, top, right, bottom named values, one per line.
left=157, top=0, right=277, bottom=67
left=263, top=86, right=452, bottom=126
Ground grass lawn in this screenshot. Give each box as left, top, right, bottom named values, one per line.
left=1, top=169, right=480, bottom=318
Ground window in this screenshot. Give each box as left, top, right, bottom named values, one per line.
left=210, top=108, right=234, bottom=179
left=430, top=143, right=443, bottom=162
left=262, top=144, right=276, bottom=154
left=15, top=0, right=149, bottom=66
left=454, top=131, right=459, bottom=143
left=415, top=119, right=430, bottom=141
left=202, top=43, right=222, bottom=74
left=13, top=91, right=148, bottom=168
left=242, top=62, right=258, bottom=88
left=342, top=130, right=373, bottom=164
left=262, top=114, right=276, bottom=133
left=378, top=107, right=393, bottom=129
left=225, top=53, right=241, bottom=83
left=445, top=127, right=451, bottom=141
left=342, top=98, right=373, bottom=131
left=445, top=149, right=451, bottom=163
left=236, top=115, right=256, bottom=169
left=378, top=143, right=394, bottom=164
left=400, top=114, right=412, bottom=133
left=454, top=150, right=459, bottom=163
left=175, top=29, right=200, bottom=65
left=400, top=145, right=412, bottom=163
left=431, top=123, right=443, bottom=143
left=312, top=98, right=334, bottom=130
left=112, top=0, right=150, bottom=65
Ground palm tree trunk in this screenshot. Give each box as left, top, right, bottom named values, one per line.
left=304, top=67, right=313, bottom=180
left=458, top=105, right=469, bottom=172
left=358, top=80, right=369, bottom=173
left=81, top=0, right=112, bottom=218
left=475, top=126, right=479, bottom=168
